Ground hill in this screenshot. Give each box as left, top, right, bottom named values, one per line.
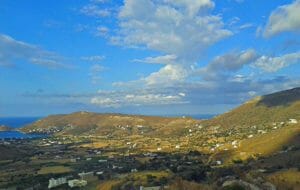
left=0, top=125, right=13, bottom=132
left=20, top=112, right=200, bottom=137
left=204, top=87, right=300, bottom=128
left=203, top=87, right=300, bottom=163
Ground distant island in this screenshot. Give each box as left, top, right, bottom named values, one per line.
left=0, top=125, right=14, bottom=132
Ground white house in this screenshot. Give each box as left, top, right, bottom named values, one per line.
left=216, top=160, right=222, bottom=165
left=48, top=177, right=67, bottom=189
left=68, top=179, right=87, bottom=188
left=288, top=119, right=298, bottom=124
left=78, top=171, right=94, bottom=180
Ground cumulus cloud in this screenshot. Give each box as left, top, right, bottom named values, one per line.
left=83, top=0, right=300, bottom=110
left=144, top=64, right=188, bottom=86
left=91, top=97, right=120, bottom=107
left=198, top=49, right=258, bottom=80
left=163, top=0, right=215, bottom=17
left=0, top=33, right=69, bottom=68
left=109, top=0, right=232, bottom=89
left=113, top=64, right=189, bottom=88
left=114, top=0, right=231, bottom=61
left=253, top=52, right=300, bottom=72
left=90, top=90, right=187, bottom=107
left=264, top=0, right=300, bottom=37
left=133, top=54, right=177, bottom=65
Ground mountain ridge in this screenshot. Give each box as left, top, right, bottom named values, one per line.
left=204, top=87, right=300, bottom=128
left=20, top=87, right=300, bottom=137
left=0, top=125, right=14, bottom=132
left=20, top=111, right=200, bottom=137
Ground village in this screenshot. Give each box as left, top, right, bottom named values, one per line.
left=0, top=118, right=299, bottom=189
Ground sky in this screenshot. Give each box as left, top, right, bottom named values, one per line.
left=0, top=0, right=300, bottom=117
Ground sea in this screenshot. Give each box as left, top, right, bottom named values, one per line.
left=0, top=117, right=43, bottom=139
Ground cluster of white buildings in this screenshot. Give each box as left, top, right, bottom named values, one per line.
left=48, top=172, right=96, bottom=189
left=48, top=177, right=88, bottom=189
left=68, top=179, right=87, bottom=188
left=48, top=177, right=67, bottom=189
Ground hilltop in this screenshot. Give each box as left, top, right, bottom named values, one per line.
left=0, top=125, right=13, bottom=132
left=200, top=87, right=300, bottom=165
left=21, top=87, right=300, bottom=136
left=21, top=112, right=200, bottom=137
left=204, top=87, right=300, bottom=128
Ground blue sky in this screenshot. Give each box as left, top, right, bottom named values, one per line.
left=0, top=0, right=300, bottom=117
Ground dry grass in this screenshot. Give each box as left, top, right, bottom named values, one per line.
left=30, top=158, right=71, bottom=164
left=130, top=171, right=170, bottom=181
left=96, top=180, right=122, bottom=190
left=37, top=166, right=72, bottom=175
left=238, top=124, right=300, bottom=155
left=267, top=168, right=300, bottom=190
left=205, top=94, right=300, bottom=128
left=168, top=178, right=213, bottom=190
left=214, top=124, right=300, bottom=163
left=96, top=171, right=170, bottom=190
left=80, top=141, right=110, bottom=148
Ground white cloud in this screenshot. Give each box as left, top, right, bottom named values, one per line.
left=163, top=0, right=215, bottom=17
left=109, top=0, right=232, bottom=89
left=83, top=0, right=300, bottom=110
left=264, top=0, right=300, bottom=37
left=228, top=17, right=240, bottom=26
left=91, top=97, right=121, bottom=107
left=198, top=49, right=257, bottom=80
left=254, top=52, right=300, bottom=72
left=133, top=54, right=177, bottom=65
left=80, top=4, right=111, bottom=18
left=124, top=93, right=185, bottom=105
left=144, top=64, right=188, bottom=86
left=0, top=33, right=69, bottom=68
left=239, top=23, right=254, bottom=30
left=90, top=90, right=187, bottom=107
left=115, top=0, right=231, bottom=62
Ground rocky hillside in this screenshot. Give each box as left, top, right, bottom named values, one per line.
left=21, top=112, right=200, bottom=137
left=204, top=87, right=300, bottom=128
